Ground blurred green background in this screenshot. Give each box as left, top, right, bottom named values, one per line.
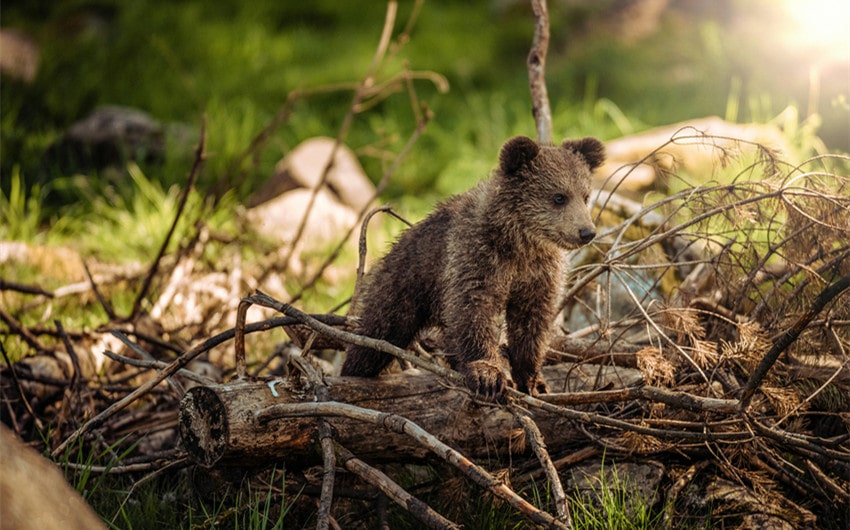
left=2, top=0, right=848, bottom=232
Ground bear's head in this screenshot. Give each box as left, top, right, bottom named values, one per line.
left=496, top=135, right=604, bottom=250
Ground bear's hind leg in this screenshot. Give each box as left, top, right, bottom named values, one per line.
left=341, top=295, right=427, bottom=377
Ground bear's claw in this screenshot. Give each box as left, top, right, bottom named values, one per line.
left=461, top=360, right=510, bottom=402
left=515, top=373, right=549, bottom=397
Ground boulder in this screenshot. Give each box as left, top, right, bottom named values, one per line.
left=249, top=137, right=375, bottom=211
left=246, top=187, right=358, bottom=247
left=0, top=425, right=107, bottom=530
left=0, top=29, right=40, bottom=82
left=42, top=106, right=165, bottom=174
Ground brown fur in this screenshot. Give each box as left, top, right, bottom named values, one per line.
left=342, top=136, right=605, bottom=399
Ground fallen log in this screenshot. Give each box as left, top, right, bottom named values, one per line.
left=179, top=362, right=642, bottom=468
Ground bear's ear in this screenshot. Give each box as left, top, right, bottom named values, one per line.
left=499, top=136, right=540, bottom=174
left=562, top=137, right=606, bottom=170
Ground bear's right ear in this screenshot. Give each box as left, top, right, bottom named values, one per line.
left=499, top=136, right=540, bottom=174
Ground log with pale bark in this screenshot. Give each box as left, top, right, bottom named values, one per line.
left=179, top=362, right=643, bottom=468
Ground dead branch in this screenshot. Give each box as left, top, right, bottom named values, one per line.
left=521, top=391, right=751, bottom=443
left=234, top=297, right=250, bottom=379
left=0, top=341, right=44, bottom=432
left=335, top=443, right=459, bottom=530
left=288, top=95, right=431, bottom=304
left=280, top=1, right=398, bottom=280
left=514, top=410, right=572, bottom=527
left=0, top=306, right=45, bottom=353
left=129, top=118, right=206, bottom=320
left=101, top=348, right=214, bottom=387
left=82, top=259, right=117, bottom=320
left=244, top=290, right=755, bottom=444
left=0, top=278, right=53, bottom=297
left=740, top=273, right=850, bottom=409
left=178, top=362, right=628, bottom=468
left=247, top=291, right=457, bottom=381
left=288, top=352, right=337, bottom=530
left=541, top=385, right=738, bottom=413
left=528, top=0, right=553, bottom=143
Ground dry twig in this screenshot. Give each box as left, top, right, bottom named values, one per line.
left=513, top=409, right=572, bottom=527
left=528, top=0, right=553, bottom=143
left=129, top=118, right=206, bottom=320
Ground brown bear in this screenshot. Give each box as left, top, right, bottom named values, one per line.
left=342, top=135, right=605, bottom=399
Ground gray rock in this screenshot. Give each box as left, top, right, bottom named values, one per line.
left=43, top=105, right=165, bottom=174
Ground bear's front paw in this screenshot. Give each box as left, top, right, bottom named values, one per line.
left=515, top=373, right=549, bottom=397
left=460, top=359, right=511, bottom=402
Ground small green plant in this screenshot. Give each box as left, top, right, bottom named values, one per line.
left=568, top=462, right=666, bottom=530
left=194, top=469, right=302, bottom=530
left=1, top=166, right=45, bottom=241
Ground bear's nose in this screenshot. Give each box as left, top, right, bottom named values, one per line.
left=579, top=227, right=596, bottom=244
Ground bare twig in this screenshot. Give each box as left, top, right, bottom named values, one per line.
left=246, top=291, right=457, bottom=381
left=352, top=205, right=393, bottom=313
left=541, top=385, right=738, bottom=413
left=351, top=206, right=413, bottom=314
left=288, top=90, right=430, bottom=305
left=101, top=349, right=214, bottom=386
left=288, top=352, right=337, bottom=530
left=82, top=259, right=116, bottom=321
left=0, top=306, right=46, bottom=353
left=129, top=118, right=206, bottom=320
left=316, top=419, right=336, bottom=530
left=280, top=1, right=398, bottom=279
left=0, top=340, right=44, bottom=432
left=334, top=442, right=459, bottom=530
left=217, top=82, right=354, bottom=198
left=55, top=320, right=82, bottom=389
left=62, top=455, right=188, bottom=476
left=513, top=409, right=571, bottom=527
left=234, top=298, right=250, bottom=379
left=0, top=278, right=53, bottom=297
left=740, top=273, right=850, bottom=410
left=528, top=0, right=553, bottom=143
left=51, top=309, right=265, bottom=457
left=247, top=290, right=757, bottom=443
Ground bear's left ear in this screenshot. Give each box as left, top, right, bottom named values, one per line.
left=562, top=137, right=606, bottom=170
left=500, top=136, right=540, bottom=174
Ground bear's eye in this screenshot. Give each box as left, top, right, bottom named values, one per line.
left=553, top=193, right=568, bottom=206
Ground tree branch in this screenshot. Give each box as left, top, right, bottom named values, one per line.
left=528, top=0, right=553, bottom=143
left=740, top=273, right=850, bottom=410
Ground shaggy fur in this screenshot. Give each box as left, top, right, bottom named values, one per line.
left=342, top=135, right=605, bottom=399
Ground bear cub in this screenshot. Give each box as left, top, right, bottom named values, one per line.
left=342, top=135, right=605, bottom=399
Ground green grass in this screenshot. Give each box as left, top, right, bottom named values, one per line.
left=568, top=462, right=666, bottom=530
left=56, top=438, right=303, bottom=530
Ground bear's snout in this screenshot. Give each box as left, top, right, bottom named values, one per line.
left=578, top=227, right=596, bottom=244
